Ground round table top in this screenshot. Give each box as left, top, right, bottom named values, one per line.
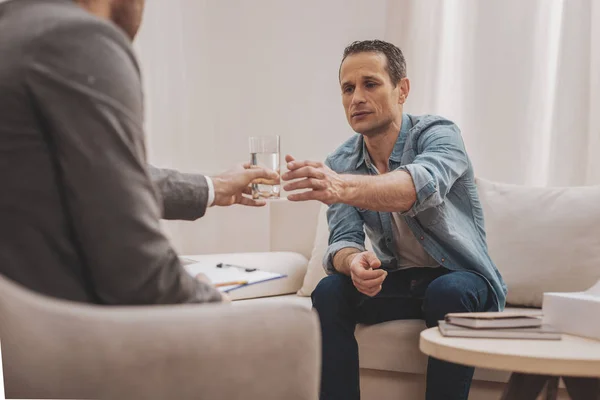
left=420, top=327, right=600, bottom=377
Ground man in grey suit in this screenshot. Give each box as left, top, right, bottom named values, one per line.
left=0, top=0, right=278, bottom=304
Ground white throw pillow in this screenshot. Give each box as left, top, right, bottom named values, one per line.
left=477, top=178, right=600, bottom=307
left=297, top=204, right=373, bottom=296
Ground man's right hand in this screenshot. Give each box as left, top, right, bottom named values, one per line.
left=211, top=163, right=279, bottom=207
left=348, top=251, right=387, bottom=297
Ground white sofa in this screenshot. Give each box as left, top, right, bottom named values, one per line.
left=186, top=178, right=600, bottom=400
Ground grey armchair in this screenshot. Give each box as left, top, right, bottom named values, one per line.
left=0, top=275, right=320, bottom=399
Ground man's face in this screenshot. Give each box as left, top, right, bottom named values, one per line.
left=339, top=52, right=406, bottom=137
left=112, top=0, right=145, bottom=40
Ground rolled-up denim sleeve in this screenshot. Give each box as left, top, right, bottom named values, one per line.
left=322, top=202, right=365, bottom=274
left=397, top=125, right=469, bottom=217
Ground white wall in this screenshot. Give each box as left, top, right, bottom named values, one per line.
left=135, top=0, right=388, bottom=254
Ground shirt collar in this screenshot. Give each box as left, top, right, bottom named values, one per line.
left=356, top=114, right=412, bottom=169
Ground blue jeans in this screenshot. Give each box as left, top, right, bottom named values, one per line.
left=311, top=267, right=496, bottom=400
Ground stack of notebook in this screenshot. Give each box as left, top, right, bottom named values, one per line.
left=439, top=311, right=561, bottom=340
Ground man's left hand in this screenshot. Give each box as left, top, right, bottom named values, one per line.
left=282, top=155, right=347, bottom=204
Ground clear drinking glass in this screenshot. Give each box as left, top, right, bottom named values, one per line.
left=249, top=135, right=280, bottom=199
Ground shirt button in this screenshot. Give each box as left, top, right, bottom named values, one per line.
left=441, top=258, right=445, bottom=262
left=420, top=236, right=424, bottom=240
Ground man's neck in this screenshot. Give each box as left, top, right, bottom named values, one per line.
left=363, top=115, right=403, bottom=174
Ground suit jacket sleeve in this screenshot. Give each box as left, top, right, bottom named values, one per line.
left=24, top=18, right=222, bottom=304
left=148, top=166, right=209, bottom=221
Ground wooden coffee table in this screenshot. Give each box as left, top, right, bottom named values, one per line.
left=420, top=327, right=600, bottom=399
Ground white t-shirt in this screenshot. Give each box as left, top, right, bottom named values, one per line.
left=391, top=212, right=439, bottom=269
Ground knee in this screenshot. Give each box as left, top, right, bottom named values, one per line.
left=423, top=272, right=488, bottom=327
left=311, top=274, right=355, bottom=316
left=425, top=276, right=467, bottom=310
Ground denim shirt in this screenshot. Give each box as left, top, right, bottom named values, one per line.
left=323, top=114, right=507, bottom=310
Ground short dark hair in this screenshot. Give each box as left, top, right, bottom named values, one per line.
left=340, top=40, right=407, bottom=85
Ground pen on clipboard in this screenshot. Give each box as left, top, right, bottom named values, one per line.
left=216, top=262, right=257, bottom=272
left=215, top=280, right=249, bottom=287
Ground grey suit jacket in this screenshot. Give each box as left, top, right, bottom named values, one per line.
left=148, top=166, right=210, bottom=221
left=0, top=0, right=221, bottom=304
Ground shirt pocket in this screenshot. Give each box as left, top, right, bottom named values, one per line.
left=414, top=202, right=445, bottom=227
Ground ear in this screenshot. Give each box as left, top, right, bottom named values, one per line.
left=398, top=78, right=410, bottom=105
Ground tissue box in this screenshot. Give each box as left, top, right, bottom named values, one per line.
left=542, top=286, right=600, bottom=341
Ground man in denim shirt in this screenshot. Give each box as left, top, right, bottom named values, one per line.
left=282, top=40, right=507, bottom=400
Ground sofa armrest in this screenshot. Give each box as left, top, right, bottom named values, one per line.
left=0, top=281, right=320, bottom=400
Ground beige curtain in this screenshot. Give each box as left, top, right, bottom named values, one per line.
left=387, top=0, right=600, bottom=186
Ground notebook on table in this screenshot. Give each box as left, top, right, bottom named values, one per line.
left=181, top=258, right=286, bottom=293
left=444, top=311, right=543, bottom=329
left=438, top=321, right=561, bottom=340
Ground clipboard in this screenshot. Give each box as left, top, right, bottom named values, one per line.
left=183, top=260, right=286, bottom=292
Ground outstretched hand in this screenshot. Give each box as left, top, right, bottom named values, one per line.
left=282, top=154, right=347, bottom=204
left=211, top=163, right=279, bottom=207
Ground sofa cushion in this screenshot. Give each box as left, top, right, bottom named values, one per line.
left=183, top=252, right=308, bottom=301
left=235, top=293, right=313, bottom=308
left=356, top=318, right=428, bottom=374
left=238, top=294, right=522, bottom=382
left=477, top=178, right=600, bottom=307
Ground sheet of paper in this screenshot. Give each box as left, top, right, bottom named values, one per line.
left=184, top=261, right=285, bottom=292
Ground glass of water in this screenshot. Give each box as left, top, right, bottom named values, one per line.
left=249, top=136, right=281, bottom=199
